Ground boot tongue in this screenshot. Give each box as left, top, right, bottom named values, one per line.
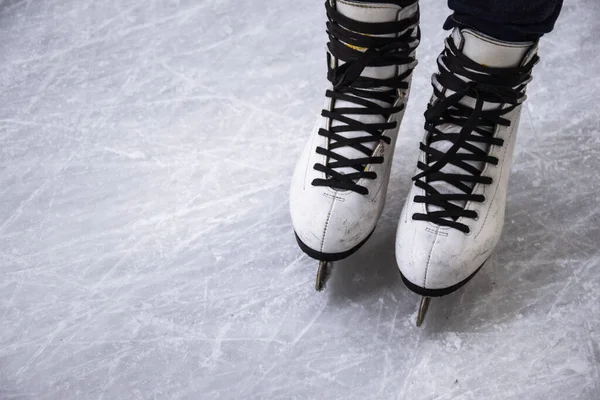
left=337, top=0, right=402, bottom=24
left=328, top=1, right=415, bottom=178
left=335, top=0, right=404, bottom=81
left=456, top=29, right=531, bottom=68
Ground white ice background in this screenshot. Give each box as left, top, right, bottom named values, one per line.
left=1, top=0, right=600, bottom=399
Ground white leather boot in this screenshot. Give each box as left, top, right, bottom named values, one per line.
left=395, top=28, right=539, bottom=324
left=290, top=0, right=419, bottom=290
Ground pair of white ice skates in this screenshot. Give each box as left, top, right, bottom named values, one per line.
left=289, top=0, right=539, bottom=325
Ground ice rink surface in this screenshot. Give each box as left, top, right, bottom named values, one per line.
left=1, top=0, right=599, bottom=399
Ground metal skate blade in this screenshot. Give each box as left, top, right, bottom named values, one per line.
left=416, top=296, right=431, bottom=327
left=315, top=261, right=332, bottom=291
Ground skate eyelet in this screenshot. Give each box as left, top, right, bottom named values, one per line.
left=464, top=228, right=472, bottom=236
left=473, top=212, right=479, bottom=221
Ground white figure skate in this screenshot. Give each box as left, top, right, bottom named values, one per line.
left=290, top=0, right=420, bottom=290
left=395, top=28, right=539, bottom=324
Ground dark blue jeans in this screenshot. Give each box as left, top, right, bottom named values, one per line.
left=350, top=0, right=563, bottom=41
left=445, top=0, right=563, bottom=41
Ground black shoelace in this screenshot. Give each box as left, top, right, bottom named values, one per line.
left=311, top=1, right=419, bottom=195
left=411, top=37, right=539, bottom=233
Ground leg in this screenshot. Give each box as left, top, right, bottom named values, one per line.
left=290, top=0, right=420, bottom=290
left=396, top=0, right=561, bottom=325
left=445, top=0, right=564, bottom=41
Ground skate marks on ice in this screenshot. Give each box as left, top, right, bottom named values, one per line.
left=0, top=0, right=599, bottom=398
left=323, top=223, right=402, bottom=302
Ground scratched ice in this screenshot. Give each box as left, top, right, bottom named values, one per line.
left=1, top=0, right=599, bottom=399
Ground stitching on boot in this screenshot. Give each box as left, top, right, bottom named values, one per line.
left=323, top=192, right=345, bottom=202
left=320, top=196, right=338, bottom=253
left=423, top=226, right=440, bottom=288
